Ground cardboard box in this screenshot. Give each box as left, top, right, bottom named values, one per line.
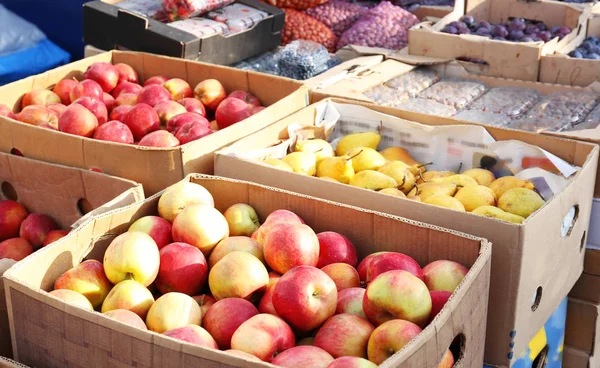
left=0, top=357, right=27, bottom=368
left=408, top=0, right=588, bottom=81
left=563, top=346, right=598, bottom=368
left=83, top=0, right=284, bottom=65
left=2, top=174, right=492, bottom=368
left=214, top=98, right=598, bottom=367
left=0, top=152, right=145, bottom=359
left=570, top=248, right=600, bottom=303
left=0, top=50, right=308, bottom=195
left=566, top=297, right=600, bottom=355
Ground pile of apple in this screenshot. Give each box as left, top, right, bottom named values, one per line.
left=0, top=62, right=265, bottom=147
left=49, top=181, right=467, bottom=368
left=0, top=199, right=69, bottom=262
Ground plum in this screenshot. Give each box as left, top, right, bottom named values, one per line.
left=459, top=15, right=475, bottom=27
left=585, top=53, right=600, bottom=60
left=457, top=25, right=471, bottom=34
left=569, top=50, right=584, bottom=58
left=475, top=27, right=491, bottom=36
left=509, top=18, right=526, bottom=32
left=524, top=24, right=539, bottom=35
left=509, top=30, right=524, bottom=41
left=536, top=22, right=547, bottom=31
left=492, top=25, right=509, bottom=38
left=442, top=25, right=458, bottom=34
left=538, top=31, right=552, bottom=42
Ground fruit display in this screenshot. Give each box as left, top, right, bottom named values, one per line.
left=282, top=9, right=338, bottom=52
left=304, top=0, right=369, bottom=38
left=568, top=36, right=600, bottom=60
left=48, top=180, right=470, bottom=367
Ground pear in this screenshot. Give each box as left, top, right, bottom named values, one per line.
left=379, top=146, right=420, bottom=166
left=336, top=132, right=381, bottom=156
left=263, top=158, right=293, bottom=172
left=349, top=170, right=398, bottom=191
left=472, top=206, right=525, bottom=224
left=317, top=156, right=355, bottom=184
left=498, top=188, right=545, bottom=219
left=347, top=147, right=387, bottom=172
left=430, top=174, right=478, bottom=187
left=489, top=176, right=535, bottom=199
left=378, top=161, right=416, bottom=193
left=417, top=171, right=455, bottom=184
left=422, top=195, right=466, bottom=212
left=408, top=195, right=422, bottom=202
left=378, top=188, right=407, bottom=198
left=454, top=185, right=496, bottom=212
left=295, top=139, right=334, bottom=164
left=462, top=168, right=496, bottom=186
left=408, top=182, right=458, bottom=200
left=282, top=152, right=317, bottom=176
left=320, top=177, right=340, bottom=183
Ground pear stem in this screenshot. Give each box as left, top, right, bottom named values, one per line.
left=418, top=162, right=433, bottom=168
left=346, top=149, right=363, bottom=161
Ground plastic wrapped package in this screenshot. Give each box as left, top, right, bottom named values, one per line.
left=277, top=40, right=331, bottom=80
left=418, top=78, right=487, bottom=109
left=207, top=3, right=268, bottom=34
left=161, top=0, right=235, bottom=20
left=326, top=54, right=342, bottom=69
left=567, top=104, right=600, bottom=131
left=384, top=68, right=440, bottom=98
left=395, top=98, right=458, bottom=117
left=304, top=0, right=369, bottom=38
left=507, top=118, right=566, bottom=133
left=244, top=51, right=281, bottom=75
left=467, top=87, right=541, bottom=119
left=282, top=9, right=338, bottom=53
left=115, top=0, right=163, bottom=18
left=453, top=110, right=512, bottom=127
left=167, top=18, right=228, bottom=38
left=0, top=5, right=46, bottom=56
left=363, top=85, right=409, bottom=107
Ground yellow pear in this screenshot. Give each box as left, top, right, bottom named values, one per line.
left=347, top=147, right=387, bottom=172
left=489, top=176, right=535, bottom=199
left=472, top=206, right=525, bottom=224
left=408, top=195, right=422, bottom=202
left=320, top=177, right=339, bottom=183
left=498, top=188, right=545, bottom=219
left=349, top=170, right=398, bottom=191
left=336, top=132, right=381, bottom=156
left=408, top=182, right=458, bottom=200
left=295, top=139, right=334, bottom=164
left=378, top=161, right=416, bottom=193
left=417, top=171, right=455, bottom=184
left=317, top=156, right=355, bottom=184
left=378, top=188, right=407, bottom=198
left=263, top=158, right=293, bottom=172
left=462, top=168, right=496, bottom=186
left=454, top=185, right=497, bottom=212
left=430, top=174, right=478, bottom=187
left=422, top=195, right=466, bottom=212
left=282, top=152, right=317, bottom=176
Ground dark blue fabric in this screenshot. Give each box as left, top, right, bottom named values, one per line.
left=0, top=39, right=71, bottom=85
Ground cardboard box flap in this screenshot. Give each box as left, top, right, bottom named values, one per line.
left=566, top=297, right=600, bottom=354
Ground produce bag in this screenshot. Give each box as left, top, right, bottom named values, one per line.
left=266, top=0, right=328, bottom=11
left=167, top=17, right=228, bottom=38
left=282, top=9, right=337, bottom=53
left=277, top=40, right=331, bottom=80
left=304, top=0, right=369, bottom=37
left=207, top=3, right=269, bottom=34
left=161, top=0, right=235, bottom=20
left=0, top=5, right=46, bottom=56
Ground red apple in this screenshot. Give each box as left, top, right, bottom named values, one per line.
left=0, top=200, right=29, bottom=241
left=154, top=100, right=186, bottom=127
left=0, top=104, right=11, bottom=117
left=423, top=260, right=469, bottom=293
left=103, top=309, right=148, bottom=329
left=357, top=252, right=389, bottom=282
left=0, top=237, right=33, bottom=261
left=215, top=97, right=253, bottom=130
left=53, top=79, right=78, bottom=105
left=273, top=266, right=337, bottom=331
left=228, top=90, right=261, bottom=108
left=109, top=105, right=132, bottom=122
left=166, top=112, right=209, bottom=134
left=208, top=236, right=263, bottom=269
left=73, top=96, right=108, bottom=125
left=429, top=290, right=452, bottom=324
left=49, top=289, right=94, bottom=311
left=192, top=294, right=216, bottom=316
left=203, top=298, right=259, bottom=349
left=366, top=252, right=423, bottom=283
left=230, top=314, right=295, bottom=362
left=22, top=89, right=61, bottom=108
left=224, top=350, right=262, bottom=361
left=54, top=259, right=112, bottom=308
left=155, top=242, right=208, bottom=296
left=367, top=319, right=423, bottom=365
left=103, top=92, right=116, bottom=113
left=93, top=120, right=135, bottom=144
left=252, top=106, right=265, bottom=115
left=258, top=272, right=281, bottom=316
left=297, top=337, right=315, bottom=346
left=17, top=105, right=58, bottom=129
left=314, top=314, right=374, bottom=358
left=439, top=349, right=454, bottom=368
left=70, top=79, right=104, bottom=103
left=328, top=357, right=378, bottom=368
left=263, top=223, right=319, bottom=274
left=175, top=121, right=212, bottom=145
left=115, top=93, right=138, bottom=107
left=114, top=63, right=138, bottom=84
left=43, top=229, right=69, bottom=247
left=101, top=279, right=154, bottom=318
left=122, top=103, right=160, bottom=141
left=271, top=346, right=334, bottom=368
left=58, top=104, right=98, bottom=137
left=163, top=325, right=218, bottom=348
left=178, top=97, right=206, bottom=117
left=128, top=215, right=172, bottom=249
left=336, top=287, right=367, bottom=319
left=253, top=209, right=304, bottom=245
left=172, top=204, right=229, bottom=256
left=138, top=130, right=180, bottom=147
left=321, top=263, right=360, bottom=290
left=19, top=213, right=58, bottom=249
left=193, top=79, right=226, bottom=111
left=84, top=62, right=119, bottom=93
left=208, top=251, right=268, bottom=300
left=137, top=84, right=172, bottom=107
left=157, top=181, right=214, bottom=223
left=47, top=103, right=67, bottom=118
left=144, top=76, right=169, bottom=86
left=316, top=231, right=358, bottom=268
left=111, top=81, right=142, bottom=98
left=163, top=78, right=192, bottom=100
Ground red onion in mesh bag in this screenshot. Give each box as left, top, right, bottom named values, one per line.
left=304, top=0, right=369, bottom=37
left=282, top=9, right=338, bottom=52
left=337, top=1, right=419, bottom=50
left=267, top=0, right=328, bottom=11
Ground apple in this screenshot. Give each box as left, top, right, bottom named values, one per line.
left=109, top=105, right=132, bottom=121
left=428, top=290, right=452, bottom=324
left=193, top=79, right=226, bottom=111
left=19, top=213, right=58, bottom=249
left=258, top=272, right=281, bottom=316
left=122, top=103, right=160, bottom=141
left=253, top=209, right=304, bottom=245
left=172, top=204, right=229, bottom=256
left=128, top=216, right=172, bottom=249
left=163, top=78, right=192, bottom=100
left=47, top=103, right=67, bottom=117
left=175, top=121, right=212, bottom=145
left=22, top=89, right=61, bottom=108
left=208, top=251, right=268, bottom=300
left=271, top=346, right=334, bottom=368
left=114, top=63, right=138, bottom=84
left=423, top=260, right=469, bottom=293
left=0, top=237, right=33, bottom=261
left=203, top=298, right=259, bottom=349
left=316, top=232, right=358, bottom=268
left=146, top=292, right=202, bottom=333
left=103, top=93, right=116, bottom=113
left=144, top=76, right=169, bottom=86
left=314, top=314, right=374, bottom=358
left=230, top=314, right=295, bottom=362
left=223, top=203, right=260, bottom=237
left=103, top=309, right=148, bottom=329
left=0, top=104, right=11, bottom=117
left=366, top=252, right=423, bottom=283
left=156, top=242, right=208, bottom=295
left=215, top=97, right=254, bottom=130
left=84, top=62, right=119, bottom=93
left=115, top=93, right=138, bottom=107
left=72, top=96, right=108, bottom=125
left=54, top=259, right=112, bottom=308
left=263, top=223, right=319, bottom=274
left=154, top=100, right=186, bottom=127
left=101, top=279, right=154, bottom=318
left=178, top=97, right=206, bottom=116
left=224, top=350, right=262, bottom=361
left=93, top=120, right=135, bottom=144
left=273, top=266, right=337, bottom=331
left=328, top=357, right=377, bottom=368
left=17, top=105, right=59, bottom=129
left=363, top=270, right=431, bottom=327
left=157, top=181, right=214, bottom=222
left=58, top=103, right=99, bottom=137
left=228, top=90, right=261, bottom=108
left=103, top=231, right=160, bottom=286
left=357, top=252, right=389, bottom=282
left=439, top=349, right=454, bottom=368
left=137, top=85, right=172, bottom=107
left=336, top=287, right=367, bottom=319
left=138, top=130, right=180, bottom=147
left=166, top=112, right=209, bottom=134
left=208, top=236, right=263, bottom=268
left=42, top=229, right=69, bottom=247
left=0, top=200, right=29, bottom=240
left=70, top=79, right=104, bottom=103
left=163, top=325, right=218, bottom=348
left=210, top=120, right=219, bottom=131
left=321, top=263, right=360, bottom=290
left=53, top=79, right=78, bottom=105
left=192, top=294, right=216, bottom=316
left=49, top=289, right=94, bottom=311
left=111, top=81, right=142, bottom=98
left=367, top=319, right=423, bottom=365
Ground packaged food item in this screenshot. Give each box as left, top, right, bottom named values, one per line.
left=243, top=51, right=281, bottom=75
left=115, top=0, right=163, bottom=18
left=282, top=9, right=338, bottom=53
left=277, top=40, right=331, bottom=80
left=519, top=91, right=599, bottom=131
left=363, top=85, right=408, bottom=107
left=207, top=3, right=268, bottom=34
left=384, top=68, right=440, bottom=98
left=418, top=78, right=487, bottom=109
left=568, top=104, right=600, bottom=131
left=507, top=118, right=566, bottom=133
left=453, top=110, right=512, bottom=127
left=304, top=0, right=369, bottom=37
left=161, top=0, right=235, bottom=20
left=396, top=98, right=457, bottom=117
left=467, top=87, right=541, bottom=119
left=167, top=18, right=228, bottom=38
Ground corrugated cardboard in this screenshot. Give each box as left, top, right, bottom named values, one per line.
left=566, top=297, right=600, bottom=356
left=2, top=174, right=492, bottom=368
left=563, top=346, right=597, bottom=368
left=570, top=248, right=600, bottom=302
left=0, top=50, right=308, bottom=195
left=0, top=152, right=145, bottom=359
left=0, top=357, right=28, bottom=368
left=215, top=98, right=598, bottom=367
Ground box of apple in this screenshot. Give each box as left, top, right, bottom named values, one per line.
left=40, top=177, right=489, bottom=368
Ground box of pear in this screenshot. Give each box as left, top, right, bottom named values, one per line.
left=214, top=98, right=598, bottom=367
left=2, top=174, right=491, bottom=368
